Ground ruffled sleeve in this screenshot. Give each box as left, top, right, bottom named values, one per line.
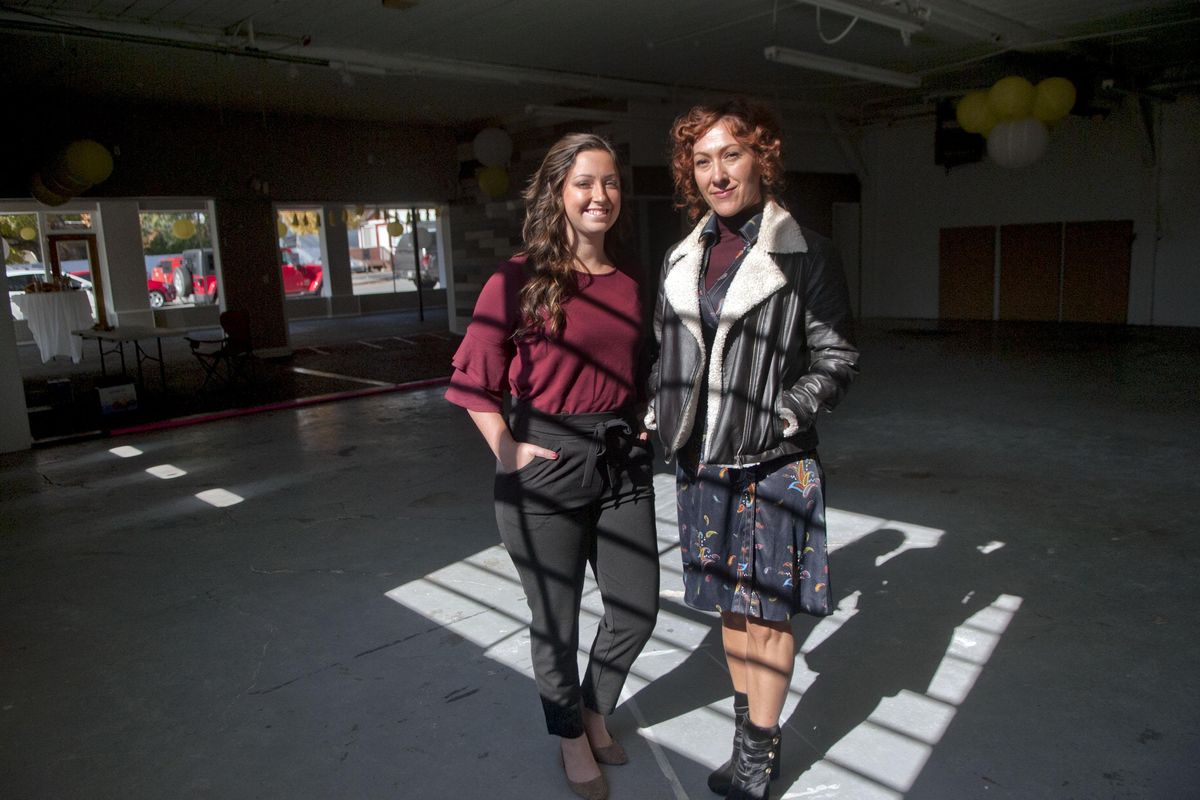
left=443, top=261, right=525, bottom=412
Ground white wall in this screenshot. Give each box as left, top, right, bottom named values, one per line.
left=859, top=95, right=1200, bottom=326
left=1153, top=98, right=1200, bottom=327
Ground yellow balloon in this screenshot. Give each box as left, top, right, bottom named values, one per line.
left=19, top=225, right=38, bottom=240
left=988, top=76, right=1035, bottom=121
left=172, top=218, right=197, bottom=239
left=49, top=161, right=92, bottom=194
left=277, top=220, right=288, bottom=239
left=386, top=220, right=405, bottom=237
left=29, top=175, right=69, bottom=207
left=956, top=91, right=997, bottom=135
left=1033, top=77, right=1076, bottom=123
left=478, top=165, right=509, bottom=198
left=63, top=139, right=114, bottom=185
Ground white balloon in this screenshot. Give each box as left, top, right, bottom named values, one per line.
left=473, top=127, right=513, bottom=167
left=987, top=117, right=1049, bottom=169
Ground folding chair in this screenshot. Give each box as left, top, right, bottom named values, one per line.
left=186, top=310, right=255, bottom=390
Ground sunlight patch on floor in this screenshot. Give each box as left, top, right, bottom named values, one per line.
left=386, top=474, right=1022, bottom=798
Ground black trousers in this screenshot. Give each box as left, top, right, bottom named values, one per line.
left=494, top=405, right=660, bottom=738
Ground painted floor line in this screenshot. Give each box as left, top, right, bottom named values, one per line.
left=109, top=377, right=449, bottom=437
left=357, top=340, right=385, bottom=349
left=290, top=367, right=394, bottom=387
left=625, top=693, right=689, bottom=800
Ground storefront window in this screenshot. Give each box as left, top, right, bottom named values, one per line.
left=2, top=214, right=44, bottom=268
left=348, top=206, right=440, bottom=296
left=4, top=214, right=48, bottom=321
left=139, top=210, right=216, bottom=308
left=276, top=209, right=325, bottom=298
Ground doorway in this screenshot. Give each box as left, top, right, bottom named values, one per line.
left=48, top=234, right=106, bottom=328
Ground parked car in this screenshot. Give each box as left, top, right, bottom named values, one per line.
left=280, top=248, right=323, bottom=296
left=7, top=266, right=96, bottom=320
left=67, top=270, right=176, bottom=308
left=151, top=248, right=320, bottom=298
left=146, top=278, right=176, bottom=307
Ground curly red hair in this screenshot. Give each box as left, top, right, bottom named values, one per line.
left=669, top=99, right=785, bottom=222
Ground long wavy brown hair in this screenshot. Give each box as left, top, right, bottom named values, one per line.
left=669, top=98, right=785, bottom=222
left=517, top=132, right=628, bottom=338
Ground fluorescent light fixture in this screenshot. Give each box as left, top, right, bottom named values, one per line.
left=764, top=45, right=921, bottom=88
left=800, top=0, right=926, bottom=36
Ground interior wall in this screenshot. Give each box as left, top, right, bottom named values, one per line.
left=2, top=97, right=460, bottom=346
left=0, top=96, right=458, bottom=203
left=858, top=95, right=1199, bottom=326
left=1153, top=97, right=1200, bottom=327
left=622, top=103, right=854, bottom=175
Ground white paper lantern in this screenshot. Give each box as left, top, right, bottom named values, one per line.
left=987, top=118, right=1049, bottom=169
left=472, top=127, right=513, bottom=167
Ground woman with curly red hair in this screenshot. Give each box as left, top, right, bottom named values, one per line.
left=645, top=100, right=859, bottom=800
left=446, top=132, right=658, bottom=800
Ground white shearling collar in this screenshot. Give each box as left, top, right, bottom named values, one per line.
left=661, top=199, right=807, bottom=461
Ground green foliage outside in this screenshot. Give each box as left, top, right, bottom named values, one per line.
left=140, top=212, right=212, bottom=255
left=1, top=214, right=41, bottom=266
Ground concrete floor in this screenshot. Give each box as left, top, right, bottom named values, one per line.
left=15, top=309, right=459, bottom=442
left=1, top=320, right=1197, bottom=799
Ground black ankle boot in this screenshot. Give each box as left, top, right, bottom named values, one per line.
left=725, top=720, right=781, bottom=800
left=709, top=701, right=780, bottom=795
left=706, top=693, right=748, bottom=795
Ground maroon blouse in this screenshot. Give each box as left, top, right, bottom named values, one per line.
left=444, top=257, right=644, bottom=415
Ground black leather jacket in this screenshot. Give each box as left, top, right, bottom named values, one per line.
left=645, top=201, right=858, bottom=465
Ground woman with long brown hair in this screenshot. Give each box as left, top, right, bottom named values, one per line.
left=445, top=133, right=658, bottom=800
left=645, top=99, right=858, bottom=800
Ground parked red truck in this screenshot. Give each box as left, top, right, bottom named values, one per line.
left=150, top=247, right=322, bottom=302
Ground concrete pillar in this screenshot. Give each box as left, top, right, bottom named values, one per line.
left=322, top=204, right=353, bottom=299
left=213, top=198, right=289, bottom=354
left=96, top=200, right=155, bottom=327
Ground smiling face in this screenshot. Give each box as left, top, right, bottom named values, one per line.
left=561, top=148, right=621, bottom=245
left=692, top=118, right=763, bottom=218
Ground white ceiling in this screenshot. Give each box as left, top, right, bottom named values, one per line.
left=3, top=0, right=1198, bottom=129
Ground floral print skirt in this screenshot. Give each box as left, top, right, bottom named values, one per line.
left=676, top=453, right=832, bottom=620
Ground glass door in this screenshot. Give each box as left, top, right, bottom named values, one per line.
left=47, top=234, right=101, bottom=326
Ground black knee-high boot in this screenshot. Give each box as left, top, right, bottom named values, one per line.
left=707, top=692, right=748, bottom=794
left=725, top=719, right=781, bottom=800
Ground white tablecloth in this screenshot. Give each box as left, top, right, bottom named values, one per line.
left=12, top=291, right=95, bottom=363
